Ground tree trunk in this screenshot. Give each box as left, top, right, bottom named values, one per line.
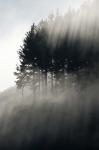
left=22, top=86, right=24, bottom=97
left=45, top=70, right=47, bottom=95
left=38, top=69, right=40, bottom=94
left=32, top=70, right=36, bottom=100
left=51, top=72, right=54, bottom=94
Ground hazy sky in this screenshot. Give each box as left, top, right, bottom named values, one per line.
left=0, top=0, right=85, bottom=91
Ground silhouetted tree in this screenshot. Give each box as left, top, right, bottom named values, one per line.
left=15, top=6, right=99, bottom=95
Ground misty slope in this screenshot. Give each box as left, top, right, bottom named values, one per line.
left=0, top=80, right=99, bottom=150
left=0, top=87, right=17, bottom=102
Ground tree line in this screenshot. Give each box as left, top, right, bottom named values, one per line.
left=15, top=4, right=99, bottom=95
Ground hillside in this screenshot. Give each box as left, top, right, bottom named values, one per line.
left=0, top=80, right=99, bottom=149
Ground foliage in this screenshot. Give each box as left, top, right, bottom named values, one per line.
left=15, top=8, right=99, bottom=94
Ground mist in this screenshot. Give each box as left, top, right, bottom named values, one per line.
left=43, top=0, right=99, bottom=50
left=1, top=0, right=99, bottom=149
left=0, top=75, right=99, bottom=149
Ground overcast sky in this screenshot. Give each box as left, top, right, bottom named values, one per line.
left=0, top=0, right=86, bottom=91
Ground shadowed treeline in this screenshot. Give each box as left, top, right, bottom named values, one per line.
left=15, top=0, right=99, bottom=96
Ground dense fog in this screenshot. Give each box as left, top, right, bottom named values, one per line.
left=0, top=76, right=99, bottom=149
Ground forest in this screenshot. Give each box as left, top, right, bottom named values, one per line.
left=15, top=0, right=99, bottom=96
